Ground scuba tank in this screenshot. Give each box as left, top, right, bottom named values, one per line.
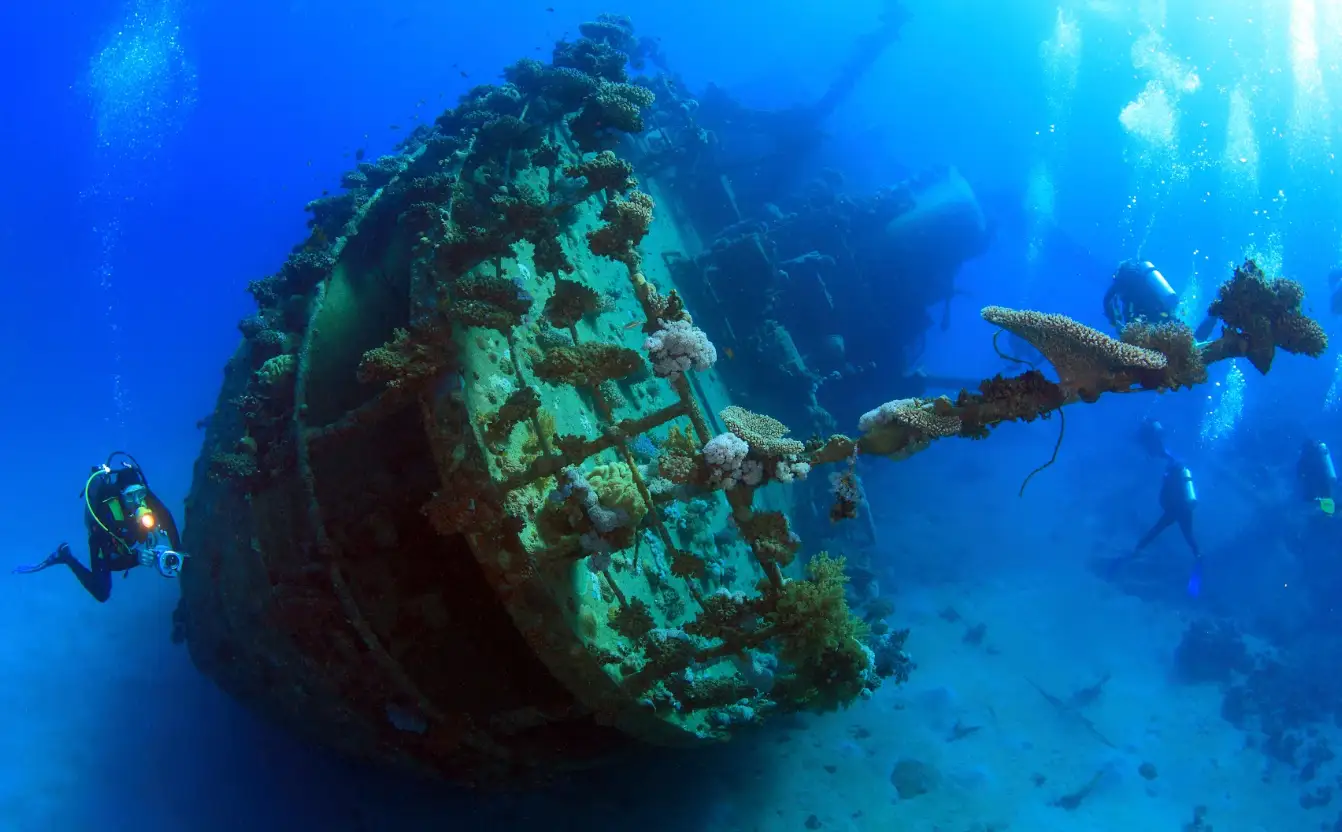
left=1133, top=261, right=1179, bottom=315
left=1163, top=463, right=1197, bottom=510
left=1300, top=440, right=1337, bottom=500
left=1175, top=466, right=1197, bottom=507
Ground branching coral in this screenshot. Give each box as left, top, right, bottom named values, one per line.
left=449, top=271, right=534, bottom=333
left=610, top=598, right=656, bottom=642
left=554, top=39, right=631, bottom=83
left=807, top=434, right=857, bottom=466
left=645, top=319, right=718, bottom=379
left=1121, top=319, right=1207, bottom=390
left=357, top=325, right=456, bottom=389
left=982, top=306, right=1167, bottom=399
left=857, top=397, right=961, bottom=445
left=569, top=82, right=656, bottom=151
left=656, top=450, right=702, bottom=486
left=736, top=510, right=801, bottom=569
left=504, top=60, right=600, bottom=115
left=1206, top=260, right=1328, bottom=373
left=762, top=553, right=873, bottom=711
left=669, top=553, right=882, bottom=712
left=533, top=342, right=645, bottom=387
left=563, top=151, right=637, bottom=201
left=247, top=250, right=336, bottom=308
left=587, top=191, right=655, bottom=268
left=578, top=14, right=637, bottom=53
left=256, top=354, right=297, bottom=389
left=543, top=277, right=603, bottom=331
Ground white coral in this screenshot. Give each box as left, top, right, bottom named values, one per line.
left=858, top=397, right=918, bottom=433
left=645, top=319, right=718, bottom=379
left=703, top=432, right=750, bottom=489
left=773, top=458, right=811, bottom=484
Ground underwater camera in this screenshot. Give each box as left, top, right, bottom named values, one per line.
left=133, top=531, right=187, bottom=578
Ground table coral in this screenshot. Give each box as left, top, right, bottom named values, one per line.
left=982, top=305, right=1167, bottom=400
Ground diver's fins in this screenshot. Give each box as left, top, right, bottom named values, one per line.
left=1186, top=559, right=1203, bottom=598
left=13, top=544, right=71, bottom=575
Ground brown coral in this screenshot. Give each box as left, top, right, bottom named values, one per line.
left=720, top=405, right=805, bottom=457
left=737, top=510, right=801, bottom=569
left=610, top=597, right=656, bottom=642
left=954, top=371, right=1067, bottom=439
left=587, top=190, right=654, bottom=268
left=807, top=434, right=857, bottom=466
left=563, top=150, right=636, bottom=200
left=657, top=452, right=701, bottom=486
left=533, top=342, right=645, bottom=387
left=357, top=325, right=455, bottom=389
left=485, top=386, right=541, bottom=445
left=543, top=277, right=603, bottom=330
left=981, top=306, right=1166, bottom=399
left=449, top=271, right=534, bottom=333
left=670, top=549, right=706, bottom=580
left=1206, top=259, right=1328, bottom=374
left=208, top=452, right=259, bottom=486
left=1121, top=319, right=1207, bottom=390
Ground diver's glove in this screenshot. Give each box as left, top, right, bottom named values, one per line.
left=13, top=543, right=73, bottom=575
left=1186, top=557, right=1204, bottom=598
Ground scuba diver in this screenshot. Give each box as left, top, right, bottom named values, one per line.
left=14, top=452, right=186, bottom=602
left=1298, top=438, right=1338, bottom=516
left=1122, top=418, right=1204, bottom=596
left=1103, top=259, right=1219, bottom=342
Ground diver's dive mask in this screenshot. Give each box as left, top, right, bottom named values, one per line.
left=118, top=484, right=158, bottom=536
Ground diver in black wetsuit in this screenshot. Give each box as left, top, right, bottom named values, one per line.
left=1129, top=419, right=1203, bottom=596
left=1103, top=259, right=1219, bottom=341
left=14, top=452, right=186, bottom=602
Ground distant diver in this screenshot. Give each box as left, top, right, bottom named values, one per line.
left=1127, top=419, right=1204, bottom=597
left=1103, top=259, right=1218, bottom=341
left=14, top=452, right=187, bottom=602
left=1297, top=438, right=1338, bottom=516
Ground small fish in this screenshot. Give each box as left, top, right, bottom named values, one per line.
left=724, top=347, right=735, bottom=360
left=389, top=123, right=401, bottom=130
left=354, top=148, right=365, bottom=161
left=306, top=159, right=312, bottom=166
left=459, top=70, right=469, bottom=78
left=546, top=6, right=554, bottom=11
left=623, top=319, right=643, bottom=331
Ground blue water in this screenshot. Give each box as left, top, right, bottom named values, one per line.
left=4, top=1, right=1342, bottom=829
